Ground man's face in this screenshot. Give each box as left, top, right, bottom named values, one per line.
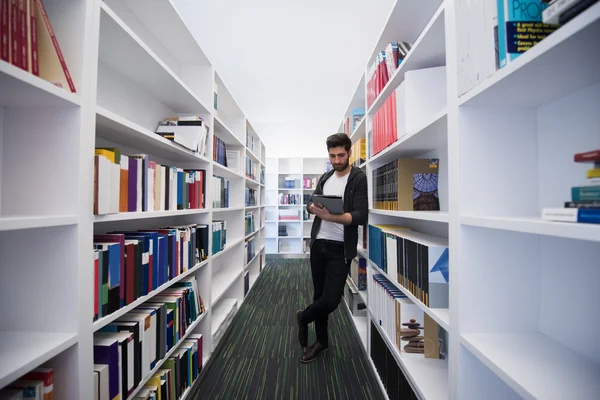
left=328, top=146, right=350, bottom=172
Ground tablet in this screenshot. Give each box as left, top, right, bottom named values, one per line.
left=312, top=195, right=344, bottom=214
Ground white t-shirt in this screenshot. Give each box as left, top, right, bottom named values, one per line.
left=316, top=172, right=350, bottom=242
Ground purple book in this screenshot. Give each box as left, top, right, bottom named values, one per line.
left=93, top=337, right=120, bottom=400
left=128, top=157, right=137, bottom=212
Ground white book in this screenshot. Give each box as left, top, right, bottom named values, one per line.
left=94, top=362, right=110, bottom=400
left=543, top=0, right=580, bottom=24
left=95, top=154, right=112, bottom=215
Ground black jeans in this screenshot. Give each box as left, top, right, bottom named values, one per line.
left=300, top=239, right=350, bottom=347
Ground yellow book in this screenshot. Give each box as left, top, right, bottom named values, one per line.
left=587, top=168, right=600, bottom=179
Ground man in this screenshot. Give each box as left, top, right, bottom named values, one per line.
left=297, top=133, right=368, bottom=363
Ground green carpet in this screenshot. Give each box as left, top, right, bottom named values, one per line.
left=191, top=258, right=385, bottom=400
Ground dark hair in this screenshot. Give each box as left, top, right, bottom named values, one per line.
left=326, top=133, right=352, bottom=152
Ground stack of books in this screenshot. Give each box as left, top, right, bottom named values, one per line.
left=542, top=0, right=599, bottom=25
left=542, top=149, right=600, bottom=224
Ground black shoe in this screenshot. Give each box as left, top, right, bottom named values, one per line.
left=297, top=310, right=308, bottom=347
left=301, top=341, right=328, bottom=363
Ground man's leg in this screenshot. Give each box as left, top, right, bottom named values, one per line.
left=301, top=242, right=349, bottom=362
left=314, top=258, right=351, bottom=349
left=297, top=240, right=326, bottom=347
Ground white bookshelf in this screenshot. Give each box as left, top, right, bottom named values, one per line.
left=264, top=157, right=331, bottom=256
left=337, top=1, right=600, bottom=399
left=0, top=0, right=266, bottom=398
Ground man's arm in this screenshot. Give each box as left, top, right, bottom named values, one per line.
left=348, top=173, right=368, bottom=226
left=305, top=173, right=324, bottom=215
left=312, top=173, right=368, bottom=226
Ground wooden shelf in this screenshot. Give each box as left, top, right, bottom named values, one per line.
left=461, top=333, right=600, bottom=400
left=96, top=107, right=210, bottom=163
left=99, top=3, right=209, bottom=114
left=94, top=208, right=210, bottom=223
left=0, top=331, right=78, bottom=389
left=0, top=62, right=80, bottom=108
left=459, top=2, right=600, bottom=107
left=0, top=215, right=78, bottom=232
left=461, top=215, right=600, bottom=243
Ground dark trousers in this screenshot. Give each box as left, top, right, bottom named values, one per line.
left=300, top=239, right=350, bottom=347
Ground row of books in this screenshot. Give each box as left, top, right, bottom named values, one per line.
left=350, top=257, right=367, bottom=291
left=155, top=116, right=209, bottom=156
left=349, top=138, right=366, bottom=167
left=373, top=158, right=440, bottom=212
left=366, top=41, right=412, bottom=109
left=245, top=237, right=256, bottom=265
left=94, top=148, right=206, bottom=215
left=279, top=209, right=300, bottom=221
left=94, top=275, right=205, bottom=400
left=342, top=108, right=365, bottom=136
left=370, top=66, right=446, bottom=157
left=279, top=193, right=301, bottom=205
left=369, top=224, right=449, bottom=309
left=454, top=0, right=596, bottom=96
left=245, top=211, right=256, bottom=236
left=213, top=135, right=229, bottom=167
left=246, top=157, right=260, bottom=181
left=1, top=0, right=76, bottom=92
left=246, top=131, right=257, bottom=153
left=0, top=367, right=53, bottom=400
left=93, top=224, right=209, bottom=322
left=212, top=176, right=230, bottom=208
left=542, top=149, right=600, bottom=224
left=279, top=176, right=299, bottom=189
left=225, top=149, right=243, bottom=175
left=358, top=225, right=367, bottom=250
left=368, top=273, right=447, bottom=359
left=212, top=220, right=227, bottom=255
left=303, top=177, right=319, bottom=189
left=245, top=187, right=257, bottom=206
left=370, top=320, right=418, bottom=400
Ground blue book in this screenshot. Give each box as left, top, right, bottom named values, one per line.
left=136, top=231, right=160, bottom=291
left=497, top=0, right=557, bottom=68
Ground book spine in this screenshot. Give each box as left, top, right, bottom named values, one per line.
left=572, top=186, right=600, bottom=202
left=10, top=0, right=19, bottom=67
left=36, top=0, right=76, bottom=91
left=574, top=149, right=600, bottom=162
left=0, top=0, right=8, bottom=61
left=29, top=0, right=37, bottom=75
left=18, top=0, right=25, bottom=69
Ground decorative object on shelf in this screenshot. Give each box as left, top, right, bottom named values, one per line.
left=400, top=318, right=424, bottom=354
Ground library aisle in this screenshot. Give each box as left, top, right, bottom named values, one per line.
left=189, top=259, right=385, bottom=400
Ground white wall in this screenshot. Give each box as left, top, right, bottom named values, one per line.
left=173, top=0, right=395, bottom=157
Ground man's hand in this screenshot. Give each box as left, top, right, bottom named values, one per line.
left=311, top=203, right=332, bottom=222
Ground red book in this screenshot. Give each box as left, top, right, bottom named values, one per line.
left=94, top=252, right=98, bottom=321
left=10, top=0, right=19, bottom=67
left=123, top=241, right=135, bottom=305
left=17, top=0, right=26, bottom=70
left=1, top=0, right=9, bottom=61
left=574, top=149, right=600, bottom=162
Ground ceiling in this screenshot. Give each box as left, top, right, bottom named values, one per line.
left=173, top=0, right=395, bottom=158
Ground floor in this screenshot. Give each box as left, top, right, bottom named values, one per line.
left=190, top=258, right=385, bottom=400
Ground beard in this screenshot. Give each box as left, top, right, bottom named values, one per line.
left=333, top=159, right=349, bottom=171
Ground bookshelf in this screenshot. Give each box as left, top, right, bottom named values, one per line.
left=337, top=1, right=600, bottom=400
left=264, top=157, right=331, bottom=256
left=0, top=0, right=266, bottom=398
